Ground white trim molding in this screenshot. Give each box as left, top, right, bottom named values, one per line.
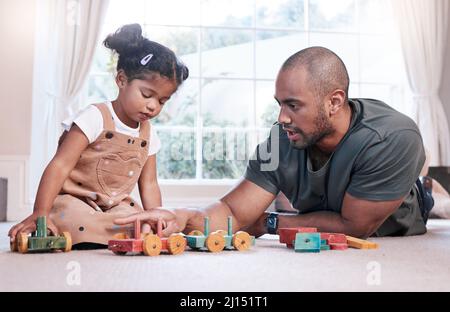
left=129, top=182, right=236, bottom=209
left=0, top=155, right=33, bottom=221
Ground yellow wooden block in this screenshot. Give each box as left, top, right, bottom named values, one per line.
left=345, top=235, right=378, bottom=249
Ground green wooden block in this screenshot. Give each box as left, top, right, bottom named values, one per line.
left=294, top=233, right=321, bottom=253
left=186, top=236, right=206, bottom=248
left=321, top=239, right=327, bottom=245
left=320, top=244, right=331, bottom=251
left=36, top=216, right=47, bottom=238
left=224, top=216, right=233, bottom=248
left=28, top=237, right=66, bottom=251
left=223, top=235, right=233, bottom=249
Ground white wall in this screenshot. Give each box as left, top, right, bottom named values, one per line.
left=0, top=0, right=35, bottom=155
left=0, top=0, right=36, bottom=220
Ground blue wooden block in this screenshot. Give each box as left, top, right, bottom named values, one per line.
left=186, top=236, right=206, bottom=248
left=320, top=244, right=331, bottom=251
left=321, top=239, right=327, bottom=245
left=223, top=235, right=233, bottom=249
left=294, top=233, right=321, bottom=253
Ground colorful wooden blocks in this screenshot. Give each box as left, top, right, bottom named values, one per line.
left=279, top=227, right=379, bottom=253
left=10, top=216, right=72, bottom=253
left=108, top=219, right=186, bottom=256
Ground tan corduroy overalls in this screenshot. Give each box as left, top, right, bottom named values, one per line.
left=49, top=103, right=150, bottom=245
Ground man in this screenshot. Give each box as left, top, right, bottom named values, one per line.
left=116, top=47, right=431, bottom=238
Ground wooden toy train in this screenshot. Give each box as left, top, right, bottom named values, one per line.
left=108, top=216, right=255, bottom=255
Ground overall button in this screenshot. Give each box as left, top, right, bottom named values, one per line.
left=105, top=132, right=114, bottom=139
left=141, top=140, right=147, bottom=147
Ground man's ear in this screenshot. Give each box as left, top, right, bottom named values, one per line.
left=329, top=89, right=346, bottom=115
left=115, top=70, right=128, bottom=88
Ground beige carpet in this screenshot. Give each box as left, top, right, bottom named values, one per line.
left=1, top=220, right=450, bottom=292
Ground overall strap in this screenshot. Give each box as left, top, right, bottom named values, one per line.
left=139, top=120, right=151, bottom=142
left=93, top=103, right=115, bottom=131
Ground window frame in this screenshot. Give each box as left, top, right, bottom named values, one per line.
left=84, top=0, right=408, bottom=186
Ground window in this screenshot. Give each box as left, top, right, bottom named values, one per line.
left=85, top=0, right=409, bottom=182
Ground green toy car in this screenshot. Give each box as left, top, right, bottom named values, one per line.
left=10, top=216, right=72, bottom=253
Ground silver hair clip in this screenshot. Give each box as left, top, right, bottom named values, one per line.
left=140, top=53, right=153, bottom=65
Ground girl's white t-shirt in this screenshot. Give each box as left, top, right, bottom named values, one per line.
left=61, top=101, right=161, bottom=156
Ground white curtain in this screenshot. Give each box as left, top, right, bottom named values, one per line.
left=391, top=0, right=450, bottom=166
left=30, top=0, right=109, bottom=199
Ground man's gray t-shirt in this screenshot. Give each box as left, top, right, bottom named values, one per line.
left=245, top=98, right=426, bottom=236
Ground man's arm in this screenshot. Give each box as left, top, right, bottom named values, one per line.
left=250, top=192, right=403, bottom=238
left=184, top=179, right=277, bottom=234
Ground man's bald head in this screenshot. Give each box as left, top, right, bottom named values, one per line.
left=281, top=47, right=349, bottom=103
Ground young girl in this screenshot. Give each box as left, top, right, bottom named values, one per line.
left=8, top=23, right=189, bottom=246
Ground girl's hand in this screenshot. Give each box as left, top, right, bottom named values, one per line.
left=8, top=212, right=59, bottom=242
left=114, top=208, right=189, bottom=237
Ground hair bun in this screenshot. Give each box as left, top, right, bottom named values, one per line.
left=103, top=23, right=144, bottom=55
left=181, top=65, right=189, bottom=81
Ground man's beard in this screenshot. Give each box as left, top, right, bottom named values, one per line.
left=288, top=106, right=335, bottom=150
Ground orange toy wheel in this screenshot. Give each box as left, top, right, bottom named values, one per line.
left=205, top=233, right=225, bottom=253
left=143, top=234, right=162, bottom=256
left=188, top=230, right=204, bottom=236
left=214, top=230, right=228, bottom=237
left=167, top=234, right=187, bottom=255
left=17, top=233, right=28, bottom=254
left=10, top=238, right=18, bottom=252
left=62, top=232, right=72, bottom=252
left=232, top=231, right=251, bottom=251
left=112, top=232, right=130, bottom=240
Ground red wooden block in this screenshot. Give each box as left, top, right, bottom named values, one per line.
left=279, top=227, right=317, bottom=245
left=161, top=239, right=168, bottom=250
left=279, top=228, right=297, bottom=245
left=109, top=238, right=144, bottom=253
left=321, top=233, right=347, bottom=244
left=298, top=227, right=318, bottom=233
left=329, top=243, right=348, bottom=250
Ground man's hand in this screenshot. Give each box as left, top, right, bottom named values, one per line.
left=8, top=212, right=59, bottom=242
left=114, top=208, right=192, bottom=237
left=241, top=212, right=267, bottom=238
